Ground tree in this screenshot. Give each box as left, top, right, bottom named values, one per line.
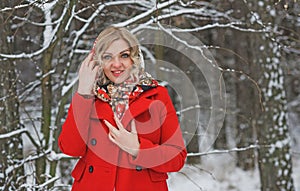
left=0, top=1, right=23, bottom=189
left=248, top=0, right=295, bottom=190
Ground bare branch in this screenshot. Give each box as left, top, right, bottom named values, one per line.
left=0, top=128, right=27, bottom=139
left=113, top=0, right=178, bottom=27
left=187, top=144, right=266, bottom=157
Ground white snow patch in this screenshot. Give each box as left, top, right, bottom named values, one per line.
left=270, top=9, right=276, bottom=16
left=168, top=164, right=260, bottom=191
left=250, top=12, right=260, bottom=24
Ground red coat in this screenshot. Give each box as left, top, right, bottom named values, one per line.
left=58, top=85, right=187, bottom=191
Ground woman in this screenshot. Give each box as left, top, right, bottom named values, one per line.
left=58, top=26, right=187, bottom=191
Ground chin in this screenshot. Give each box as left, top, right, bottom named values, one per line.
left=115, top=75, right=131, bottom=84
left=113, top=78, right=125, bottom=84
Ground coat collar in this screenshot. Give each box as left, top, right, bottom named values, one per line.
left=122, top=88, right=157, bottom=128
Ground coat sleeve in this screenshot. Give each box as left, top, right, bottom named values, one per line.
left=129, top=86, right=187, bottom=173
left=58, top=92, right=94, bottom=157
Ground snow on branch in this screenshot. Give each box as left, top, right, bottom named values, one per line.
left=35, top=177, right=60, bottom=189
left=0, top=1, right=67, bottom=59
left=113, top=0, right=178, bottom=27
left=18, top=79, right=41, bottom=102
left=187, top=141, right=296, bottom=158
left=131, top=10, right=257, bottom=34
left=175, top=104, right=225, bottom=116
left=12, top=68, right=56, bottom=103
left=0, top=128, right=27, bottom=139
left=73, top=1, right=143, bottom=23
left=130, top=7, right=208, bottom=32
left=74, top=0, right=150, bottom=16
left=12, top=15, right=60, bottom=27
left=139, top=23, right=263, bottom=111
left=47, top=150, right=73, bottom=161
left=187, top=144, right=263, bottom=157
left=64, top=1, right=140, bottom=64
left=5, top=150, right=51, bottom=176
left=4, top=149, right=72, bottom=178
left=0, top=2, right=33, bottom=12
left=0, top=128, right=40, bottom=149
left=241, top=0, right=294, bottom=53
left=169, top=22, right=265, bottom=33
left=61, top=76, right=78, bottom=97
left=156, top=22, right=216, bottom=69
left=178, top=0, right=196, bottom=7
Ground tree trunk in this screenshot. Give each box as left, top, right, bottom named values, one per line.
left=35, top=0, right=78, bottom=183
left=235, top=33, right=256, bottom=170
left=0, top=2, right=23, bottom=189
left=250, top=1, right=295, bottom=190
left=35, top=47, right=53, bottom=183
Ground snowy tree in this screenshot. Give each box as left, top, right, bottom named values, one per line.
left=0, top=1, right=24, bottom=190
left=247, top=0, right=296, bottom=190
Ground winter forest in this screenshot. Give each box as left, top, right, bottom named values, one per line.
left=0, top=0, right=300, bottom=190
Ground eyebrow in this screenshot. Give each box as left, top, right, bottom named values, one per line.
left=103, top=49, right=130, bottom=55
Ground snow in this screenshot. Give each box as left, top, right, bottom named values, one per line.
left=0, top=128, right=27, bottom=139
left=274, top=138, right=290, bottom=149
left=42, top=1, right=56, bottom=47
left=61, top=76, right=78, bottom=96
left=168, top=156, right=300, bottom=191
left=258, top=1, right=264, bottom=7
left=114, top=0, right=178, bottom=27
left=168, top=162, right=260, bottom=191
left=293, top=158, right=300, bottom=190
left=269, top=9, right=276, bottom=17
left=250, top=12, right=260, bottom=24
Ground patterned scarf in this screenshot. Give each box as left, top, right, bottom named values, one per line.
left=94, top=72, right=158, bottom=119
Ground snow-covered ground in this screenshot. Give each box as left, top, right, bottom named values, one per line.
left=168, top=165, right=259, bottom=191
left=168, top=156, right=300, bottom=191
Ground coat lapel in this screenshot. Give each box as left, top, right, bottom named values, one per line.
left=90, top=100, right=114, bottom=121
left=121, top=87, right=158, bottom=128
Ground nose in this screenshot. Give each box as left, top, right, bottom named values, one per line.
left=111, top=56, right=122, bottom=68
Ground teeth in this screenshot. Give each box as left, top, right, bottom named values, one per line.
left=114, top=71, right=122, bottom=74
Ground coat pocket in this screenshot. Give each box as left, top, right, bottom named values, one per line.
left=71, top=159, right=86, bottom=182
left=148, top=170, right=168, bottom=182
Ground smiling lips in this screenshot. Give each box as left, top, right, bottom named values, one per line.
left=112, top=70, right=124, bottom=77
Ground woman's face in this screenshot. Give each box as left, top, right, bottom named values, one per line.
left=102, top=39, right=133, bottom=84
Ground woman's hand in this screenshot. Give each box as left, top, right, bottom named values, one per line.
left=104, top=116, right=140, bottom=157
left=77, top=52, right=100, bottom=95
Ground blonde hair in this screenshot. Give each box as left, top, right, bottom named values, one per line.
left=93, top=26, right=142, bottom=85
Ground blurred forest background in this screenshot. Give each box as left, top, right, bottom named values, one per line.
left=0, top=0, right=299, bottom=191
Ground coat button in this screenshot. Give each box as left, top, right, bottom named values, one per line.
left=90, top=138, right=97, bottom=146
left=89, top=165, right=94, bottom=173
left=136, top=166, right=142, bottom=171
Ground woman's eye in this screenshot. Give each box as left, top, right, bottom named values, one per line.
left=121, top=53, right=130, bottom=58
left=103, top=55, right=112, bottom=60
